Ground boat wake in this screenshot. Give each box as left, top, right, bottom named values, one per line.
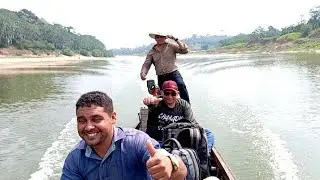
left=28, top=118, right=79, bottom=180
left=260, top=128, right=299, bottom=180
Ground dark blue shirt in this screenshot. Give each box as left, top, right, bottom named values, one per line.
left=61, top=127, right=160, bottom=180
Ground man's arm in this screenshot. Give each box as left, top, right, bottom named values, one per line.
left=60, top=153, right=82, bottom=180
left=140, top=52, right=153, bottom=80
left=175, top=39, right=189, bottom=54
left=182, top=100, right=199, bottom=125
left=143, top=96, right=162, bottom=106
left=166, top=36, right=189, bottom=54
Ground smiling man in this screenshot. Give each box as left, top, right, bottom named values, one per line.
left=143, top=80, right=215, bottom=150
left=60, top=91, right=187, bottom=180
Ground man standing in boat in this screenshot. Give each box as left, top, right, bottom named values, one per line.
left=140, top=32, right=191, bottom=104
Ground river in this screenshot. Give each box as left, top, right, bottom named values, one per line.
left=0, top=53, right=319, bottom=180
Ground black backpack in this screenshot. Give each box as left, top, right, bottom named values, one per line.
left=162, top=138, right=201, bottom=180
left=161, top=122, right=210, bottom=179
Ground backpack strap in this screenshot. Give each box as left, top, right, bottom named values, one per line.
left=181, top=148, right=201, bottom=180
left=162, top=138, right=201, bottom=180
left=190, top=128, right=201, bottom=150
left=162, top=138, right=183, bottom=151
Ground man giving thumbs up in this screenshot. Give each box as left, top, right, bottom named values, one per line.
left=61, top=91, right=187, bottom=180
left=146, top=140, right=187, bottom=180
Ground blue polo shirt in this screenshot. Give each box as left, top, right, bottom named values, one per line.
left=61, top=127, right=161, bottom=180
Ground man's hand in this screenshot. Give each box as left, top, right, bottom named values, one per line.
left=143, top=97, right=162, bottom=106
left=166, top=35, right=178, bottom=41
left=140, top=72, right=147, bottom=80
left=146, top=140, right=173, bottom=180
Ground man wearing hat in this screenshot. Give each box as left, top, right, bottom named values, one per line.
left=142, top=80, right=215, bottom=151
left=140, top=32, right=191, bottom=104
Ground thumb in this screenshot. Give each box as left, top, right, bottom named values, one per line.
left=155, top=98, right=162, bottom=103
left=143, top=98, right=150, bottom=105
left=146, top=139, right=157, bottom=157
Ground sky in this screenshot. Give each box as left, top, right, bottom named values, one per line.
left=1, top=0, right=319, bottom=49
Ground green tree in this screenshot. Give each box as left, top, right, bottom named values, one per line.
left=0, top=8, right=114, bottom=57
left=308, top=6, right=320, bottom=29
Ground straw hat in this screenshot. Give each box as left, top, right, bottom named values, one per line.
left=149, top=32, right=167, bottom=39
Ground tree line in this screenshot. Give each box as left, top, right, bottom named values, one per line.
left=111, top=35, right=229, bottom=55
left=219, top=5, right=320, bottom=47
left=0, top=8, right=113, bottom=57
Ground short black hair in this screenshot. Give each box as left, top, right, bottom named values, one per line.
left=76, top=91, right=113, bottom=115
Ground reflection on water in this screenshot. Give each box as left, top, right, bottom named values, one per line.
left=0, top=60, right=110, bottom=105
left=0, top=74, right=58, bottom=105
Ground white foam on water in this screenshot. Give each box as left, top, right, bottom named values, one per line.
left=28, top=118, right=79, bottom=180
left=260, top=128, right=299, bottom=180
left=214, top=104, right=299, bottom=180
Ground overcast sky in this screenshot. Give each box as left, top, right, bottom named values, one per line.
left=1, top=0, right=319, bottom=49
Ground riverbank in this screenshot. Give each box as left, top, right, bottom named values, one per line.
left=206, top=48, right=320, bottom=55
left=0, top=55, right=111, bottom=75
left=189, top=48, right=320, bottom=56
left=0, top=46, right=112, bottom=69
left=203, top=38, right=320, bottom=55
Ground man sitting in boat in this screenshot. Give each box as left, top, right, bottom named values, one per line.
left=61, top=91, right=187, bottom=180
left=142, top=80, right=215, bottom=150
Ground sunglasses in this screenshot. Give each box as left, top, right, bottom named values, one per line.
left=155, top=36, right=166, bottom=39
left=164, top=91, right=177, bottom=96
